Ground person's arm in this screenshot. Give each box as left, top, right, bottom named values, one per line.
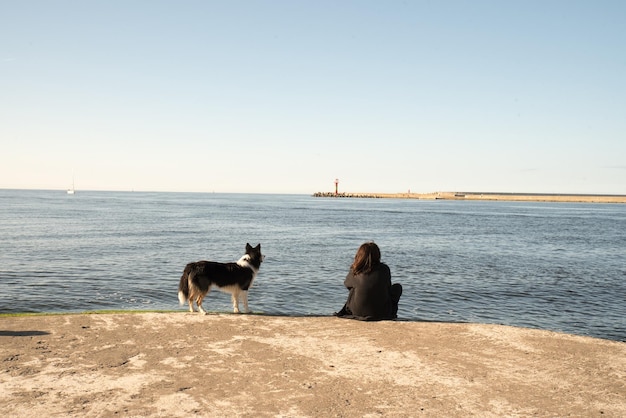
left=344, top=269, right=356, bottom=289
left=380, top=263, right=392, bottom=287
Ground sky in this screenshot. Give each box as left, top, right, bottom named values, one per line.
left=1, top=1, right=625, bottom=194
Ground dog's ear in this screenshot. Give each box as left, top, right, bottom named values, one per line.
left=255, top=243, right=261, bottom=251
left=246, top=243, right=252, bottom=251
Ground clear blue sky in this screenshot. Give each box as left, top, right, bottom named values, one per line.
left=2, top=1, right=625, bottom=194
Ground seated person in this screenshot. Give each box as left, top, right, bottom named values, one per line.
left=335, top=242, right=402, bottom=320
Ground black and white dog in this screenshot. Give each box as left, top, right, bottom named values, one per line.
left=178, top=243, right=264, bottom=314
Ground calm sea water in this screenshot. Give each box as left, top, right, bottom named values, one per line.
left=0, top=189, right=624, bottom=342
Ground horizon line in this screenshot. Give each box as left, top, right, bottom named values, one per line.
left=2, top=187, right=626, bottom=198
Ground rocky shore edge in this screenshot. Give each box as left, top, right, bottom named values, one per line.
left=313, top=191, right=626, bottom=203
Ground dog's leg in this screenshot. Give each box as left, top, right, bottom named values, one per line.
left=196, top=293, right=208, bottom=315
left=186, top=290, right=195, bottom=313
left=231, top=290, right=240, bottom=313
left=185, top=274, right=196, bottom=313
left=242, top=290, right=251, bottom=313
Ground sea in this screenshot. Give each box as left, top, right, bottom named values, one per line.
left=0, top=189, right=624, bottom=342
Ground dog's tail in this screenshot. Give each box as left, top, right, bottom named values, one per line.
left=178, top=265, right=191, bottom=305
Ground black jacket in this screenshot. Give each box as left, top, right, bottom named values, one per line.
left=340, top=263, right=395, bottom=320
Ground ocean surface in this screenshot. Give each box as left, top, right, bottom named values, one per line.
left=0, top=189, right=624, bottom=342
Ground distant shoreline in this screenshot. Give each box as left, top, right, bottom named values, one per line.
left=313, top=191, right=626, bottom=203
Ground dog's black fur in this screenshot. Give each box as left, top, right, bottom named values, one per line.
left=178, top=243, right=263, bottom=314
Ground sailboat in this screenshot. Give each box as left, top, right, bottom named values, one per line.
left=67, top=177, right=76, bottom=195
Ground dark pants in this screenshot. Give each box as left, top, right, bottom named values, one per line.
left=336, top=283, right=403, bottom=319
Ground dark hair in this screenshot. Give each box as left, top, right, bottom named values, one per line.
left=351, top=242, right=381, bottom=275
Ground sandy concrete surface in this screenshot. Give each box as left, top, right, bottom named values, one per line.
left=1, top=312, right=624, bottom=417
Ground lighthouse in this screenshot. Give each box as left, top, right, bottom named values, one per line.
left=334, top=178, right=339, bottom=196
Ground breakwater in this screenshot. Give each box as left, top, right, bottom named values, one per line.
left=313, top=191, right=626, bottom=203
